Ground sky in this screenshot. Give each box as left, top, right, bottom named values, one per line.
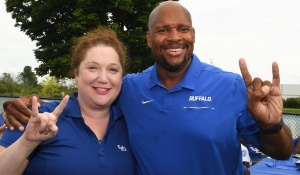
left=1, top=0, right=300, bottom=84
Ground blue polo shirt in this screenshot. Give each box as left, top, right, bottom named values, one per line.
left=118, top=54, right=260, bottom=175
left=0, top=114, right=4, bottom=139
left=0, top=93, right=137, bottom=175
left=246, top=143, right=263, bottom=161
left=0, top=114, right=4, bottom=126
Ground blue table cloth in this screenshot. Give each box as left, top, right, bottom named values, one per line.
left=249, top=157, right=300, bottom=175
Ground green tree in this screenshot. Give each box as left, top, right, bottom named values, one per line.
left=5, top=0, right=176, bottom=78
left=284, top=97, right=300, bottom=108
left=0, top=72, right=18, bottom=95
left=40, top=75, right=61, bottom=98
left=17, top=66, right=38, bottom=89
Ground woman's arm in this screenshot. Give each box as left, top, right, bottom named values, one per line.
left=0, top=96, right=69, bottom=175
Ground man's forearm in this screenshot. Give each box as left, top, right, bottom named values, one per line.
left=259, top=124, right=293, bottom=160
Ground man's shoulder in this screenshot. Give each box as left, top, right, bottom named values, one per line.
left=39, top=101, right=61, bottom=112
left=123, top=66, right=154, bottom=84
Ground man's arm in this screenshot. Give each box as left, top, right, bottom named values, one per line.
left=259, top=124, right=293, bottom=159
left=3, top=94, right=40, bottom=131
left=239, top=58, right=293, bottom=160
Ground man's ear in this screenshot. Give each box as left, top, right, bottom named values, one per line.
left=146, top=31, right=152, bottom=48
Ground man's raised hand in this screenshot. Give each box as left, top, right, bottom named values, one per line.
left=239, top=58, right=283, bottom=127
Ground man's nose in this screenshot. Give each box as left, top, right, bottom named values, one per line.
left=168, top=28, right=182, bottom=41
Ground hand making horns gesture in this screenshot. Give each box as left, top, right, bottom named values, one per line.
left=23, top=95, right=69, bottom=144
left=239, top=58, right=283, bottom=128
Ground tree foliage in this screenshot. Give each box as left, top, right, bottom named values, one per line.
left=5, top=0, right=176, bottom=78
left=0, top=73, right=19, bottom=95
left=17, top=66, right=38, bottom=89
left=283, top=97, right=300, bottom=108
left=40, top=75, right=61, bottom=97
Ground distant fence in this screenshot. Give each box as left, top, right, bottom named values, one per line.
left=283, top=113, right=300, bottom=138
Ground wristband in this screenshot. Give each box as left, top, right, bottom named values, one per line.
left=260, top=119, right=283, bottom=134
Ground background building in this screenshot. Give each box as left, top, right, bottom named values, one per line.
left=281, top=84, right=300, bottom=99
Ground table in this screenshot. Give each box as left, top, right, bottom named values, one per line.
left=249, top=157, right=300, bottom=175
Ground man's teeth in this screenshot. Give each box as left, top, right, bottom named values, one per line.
left=168, top=49, right=182, bottom=52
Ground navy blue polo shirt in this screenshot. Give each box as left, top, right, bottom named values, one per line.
left=118, top=54, right=261, bottom=175
left=0, top=114, right=4, bottom=126
left=0, top=93, right=137, bottom=175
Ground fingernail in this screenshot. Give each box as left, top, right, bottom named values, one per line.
left=262, top=86, right=270, bottom=93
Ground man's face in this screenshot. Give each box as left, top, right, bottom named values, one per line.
left=146, top=5, right=195, bottom=72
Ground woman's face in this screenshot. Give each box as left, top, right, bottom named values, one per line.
left=75, top=45, right=122, bottom=109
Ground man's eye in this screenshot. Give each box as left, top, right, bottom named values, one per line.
left=179, top=28, right=189, bottom=32
left=158, top=29, right=167, bottom=33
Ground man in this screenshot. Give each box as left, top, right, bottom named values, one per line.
left=240, top=136, right=263, bottom=165
left=2, top=1, right=293, bottom=175
left=241, top=144, right=251, bottom=167
left=241, top=144, right=251, bottom=175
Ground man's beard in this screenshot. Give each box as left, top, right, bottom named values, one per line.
left=162, top=55, right=189, bottom=72
left=156, top=49, right=191, bottom=72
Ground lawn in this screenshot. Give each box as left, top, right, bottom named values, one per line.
left=283, top=108, right=300, bottom=114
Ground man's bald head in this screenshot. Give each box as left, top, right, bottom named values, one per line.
left=148, top=1, right=192, bottom=32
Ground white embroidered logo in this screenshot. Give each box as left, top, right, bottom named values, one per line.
left=189, top=96, right=212, bottom=101
left=141, top=100, right=153, bottom=104
left=184, top=95, right=214, bottom=109
left=117, top=145, right=127, bottom=151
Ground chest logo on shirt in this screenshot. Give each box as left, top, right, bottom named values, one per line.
left=141, top=99, right=154, bottom=104
left=117, top=145, right=127, bottom=151
left=184, top=96, right=214, bottom=109
left=189, top=96, right=212, bottom=101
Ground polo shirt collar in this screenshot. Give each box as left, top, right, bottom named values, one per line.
left=148, top=53, right=202, bottom=90
left=63, top=92, right=123, bottom=124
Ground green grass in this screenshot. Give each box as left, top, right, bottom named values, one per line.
left=283, top=108, right=300, bottom=114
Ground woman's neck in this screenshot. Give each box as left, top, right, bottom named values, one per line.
left=79, top=102, right=111, bottom=142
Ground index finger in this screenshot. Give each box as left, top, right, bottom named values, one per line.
left=0, top=124, right=6, bottom=132
left=52, top=95, right=69, bottom=119
left=31, top=96, right=39, bottom=119
left=272, top=61, right=280, bottom=87
left=239, top=58, right=253, bottom=86
left=11, top=99, right=32, bottom=117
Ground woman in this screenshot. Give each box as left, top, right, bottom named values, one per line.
left=0, top=27, right=137, bottom=175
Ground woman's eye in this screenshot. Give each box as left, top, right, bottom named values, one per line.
left=88, top=66, right=97, bottom=70
left=109, top=68, right=118, bottom=73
